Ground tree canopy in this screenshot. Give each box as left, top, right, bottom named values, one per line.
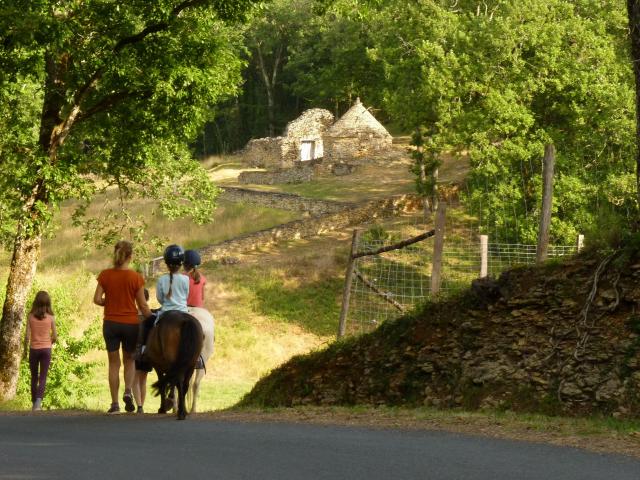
left=0, top=0, right=258, bottom=399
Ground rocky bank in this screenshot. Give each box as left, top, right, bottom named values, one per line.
left=241, top=252, right=640, bottom=417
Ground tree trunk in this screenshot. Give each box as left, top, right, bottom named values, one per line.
left=266, top=86, right=275, bottom=137
left=627, top=0, right=640, bottom=207
left=255, top=42, right=279, bottom=138
left=0, top=222, right=42, bottom=400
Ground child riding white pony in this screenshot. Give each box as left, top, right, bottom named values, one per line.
left=187, top=306, right=214, bottom=413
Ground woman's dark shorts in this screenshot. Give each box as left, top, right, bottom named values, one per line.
left=103, top=320, right=138, bottom=353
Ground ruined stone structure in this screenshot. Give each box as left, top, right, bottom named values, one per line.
left=243, top=108, right=334, bottom=169
left=323, top=98, right=393, bottom=163
left=241, top=100, right=392, bottom=172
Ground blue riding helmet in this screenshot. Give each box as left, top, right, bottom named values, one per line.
left=184, top=249, right=201, bottom=268
left=163, top=244, right=185, bottom=266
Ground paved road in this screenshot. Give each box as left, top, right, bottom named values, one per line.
left=0, top=414, right=638, bottom=479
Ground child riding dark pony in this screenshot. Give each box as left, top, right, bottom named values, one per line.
left=137, top=244, right=190, bottom=359
left=145, top=309, right=203, bottom=419
left=136, top=244, right=203, bottom=419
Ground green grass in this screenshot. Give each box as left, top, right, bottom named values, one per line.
left=0, top=185, right=347, bottom=412
left=39, top=198, right=300, bottom=272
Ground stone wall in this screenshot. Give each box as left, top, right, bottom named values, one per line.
left=242, top=137, right=284, bottom=168
left=241, top=109, right=334, bottom=168
left=324, top=135, right=393, bottom=163
left=219, top=187, right=350, bottom=216
left=149, top=193, right=420, bottom=275
left=240, top=254, right=640, bottom=418
left=238, top=163, right=315, bottom=185
left=281, top=109, right=334, bottom=167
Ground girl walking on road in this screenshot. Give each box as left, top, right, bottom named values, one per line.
left=94, top=240, right=152, bottom=414
left=23, top=291, right=57, bottom=411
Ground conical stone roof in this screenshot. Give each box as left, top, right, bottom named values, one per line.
left=326, top=98, right=391, bottom=138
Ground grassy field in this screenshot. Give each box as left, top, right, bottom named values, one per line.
left=1, top=220, right=351, bottom=412
left=1, top=143, right=472, bottom=413
left=211, top=145, right=469, bottom=203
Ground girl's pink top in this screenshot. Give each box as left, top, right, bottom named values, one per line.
left=29, top=313, right=54, bottom=349
left=187, top=273, right=207, bottom=308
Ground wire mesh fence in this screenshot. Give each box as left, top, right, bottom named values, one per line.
left=343, top=207, right=580, bottom=336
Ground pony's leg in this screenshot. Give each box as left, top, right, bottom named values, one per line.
left=191, top=369, right=205, bottom=413
left=156, top=370, right=168, bottom=414
left=176, top=374, right=187, bottom=420
left=166, top=387, right=177, bottom=412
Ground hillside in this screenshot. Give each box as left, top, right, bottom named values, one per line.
left=241, top=250, right=640, bottom=418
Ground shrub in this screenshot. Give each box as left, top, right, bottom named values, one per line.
left=16, top=273, right=102, bottom=409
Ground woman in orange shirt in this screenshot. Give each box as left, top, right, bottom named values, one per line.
left=94, top=240, right=152, bottom=414
left=23, top=291, right=57, bottom=411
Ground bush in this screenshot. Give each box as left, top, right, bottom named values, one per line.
left=16, top=273, right=102, bottom=409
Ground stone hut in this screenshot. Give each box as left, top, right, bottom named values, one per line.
left=243, top=108, right=334, bottom=169
left=323, top=98, right=392, bottom=163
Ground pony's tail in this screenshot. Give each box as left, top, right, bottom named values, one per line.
left=152, top=319, right=202, bottom=395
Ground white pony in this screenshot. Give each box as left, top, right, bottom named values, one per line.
left=186, top=307, right=215, bottom=413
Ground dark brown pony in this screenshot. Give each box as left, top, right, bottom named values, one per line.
left=146, top=310, right=203, bottom=420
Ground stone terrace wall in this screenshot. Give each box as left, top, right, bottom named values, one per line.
left=219, top=187, right=350, bottom=216
left=149, top=194, right=420, bottom=275
left=238, top=164, right=314, bottom=185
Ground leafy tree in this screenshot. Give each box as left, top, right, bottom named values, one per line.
left=0, top=0, right=258, bottom=400
left=244, top=0, right=314, bottom=136
left=628, top=0, right=640, bottom=206
left=284, top=1, right=385, bottom=115
left=372, top=0, right=635, bottom=243
left=411, top=128, right=442, bottom=218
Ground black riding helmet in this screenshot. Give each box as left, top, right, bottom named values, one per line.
left=163, top=244, right=185, bottom=266
left=184, top=249, right=201, bottom=268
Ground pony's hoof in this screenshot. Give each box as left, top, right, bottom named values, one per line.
left=157, top=408, right=167, bottom=414
left=177, top=413, right=187, bottom=420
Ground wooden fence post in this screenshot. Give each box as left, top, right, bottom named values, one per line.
left=337, top=229, right=360, bottom=339
left=480, top=234, right=488, bottom=278
left=576, top=234, right=584, bottom=252
left=430, top=203, right=447, bottom=295
left=536, top=144, right=555, bottom=262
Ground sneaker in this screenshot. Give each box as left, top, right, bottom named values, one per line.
left=107, top=404, right=120, bottom=414
left=123, top=392, right=135, bottom=413
left=137, top=406, right=144, bottom=414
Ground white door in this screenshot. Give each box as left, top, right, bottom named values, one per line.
left=300, top=141, right=315, bottom=161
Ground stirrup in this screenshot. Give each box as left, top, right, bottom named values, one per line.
left=135, top=345, right=146, bottom=361
left=195, top=355, right=204, bottom=369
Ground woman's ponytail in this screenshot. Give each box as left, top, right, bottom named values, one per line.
left=113, top=240, right=133, bottom=268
